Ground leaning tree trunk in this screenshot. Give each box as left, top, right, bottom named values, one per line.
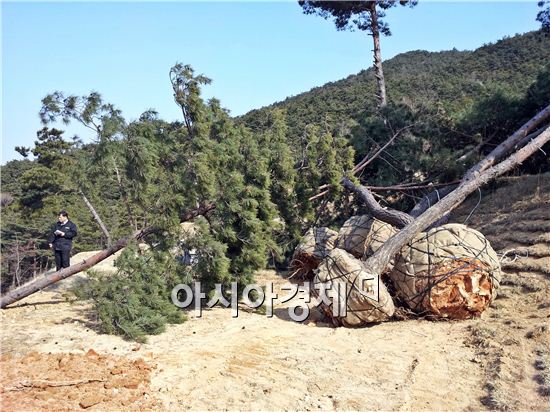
left=368, top=1, right=387, bottom=108
left=0, top=203, right=216, bottom=309
left=112, top=157, right=137, bottom=231
left=465, top=104, right=550, bottom=179
left=79, top=189, right=112, bottom=247
left=408, top=185, right=457, bottom=217
left=408, top=103, right=550, bottom=217
left=359, top=125, right=550, bottom=279
left=0, top=227, right=153, bottom=308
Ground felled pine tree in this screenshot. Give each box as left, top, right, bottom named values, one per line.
left=25, top=63, right=357, bottom=340
left=166, top=64, right=282, bottom=286
left=77, top=245, right=186, bottom=343
left=36, top=63, right=287, bottom=339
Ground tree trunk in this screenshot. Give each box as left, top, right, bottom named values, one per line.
left=180, top=103, right=194, bottom=138
left=0, top=203, right=216, bottom=309
left=408, top=104, right=550, bottom=216
left=361, top=125, right=550, bottom=278
left=79, top=189, right=112, bottom=247
left=180, top=202, right=216, bottom=222
left=112, top=157, right=137, bottom=231
left=32, top=242, right=37, bottom=279
left=0, top=227, right=154, bottom=309
left=368, top=1, right=387, bottom=108
left=342, top=178, right=414, bottom=228
left=464, top=104, right=550, bottom=179
left=172, top=83, right=194, bottom=137
left=14, top=237, right=21, bottom=287
left=408, top=185, right=457, bottom=217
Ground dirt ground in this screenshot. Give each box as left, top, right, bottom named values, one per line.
left=1, top=174, right=549, bottom=411
left=0, top=350, right=156, bottom=411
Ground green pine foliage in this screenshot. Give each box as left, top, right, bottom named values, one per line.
left=76, top=245, right=186, bottom=343
left=2, top=30, right=549, bottom=341
left=239, top=30, right=550, bottom=212
left=239, top=30, right=550, bottom=144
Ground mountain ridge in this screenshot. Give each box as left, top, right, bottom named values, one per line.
left=238, top=30, right=549, bottom=133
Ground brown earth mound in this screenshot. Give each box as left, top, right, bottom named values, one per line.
left=0, top=349, right=156, bottom=411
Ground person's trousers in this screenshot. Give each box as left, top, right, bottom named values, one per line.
left=55, top=249, right=71, bottom=271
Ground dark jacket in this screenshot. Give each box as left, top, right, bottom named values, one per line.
left=48, top=220, right=77, bottom=251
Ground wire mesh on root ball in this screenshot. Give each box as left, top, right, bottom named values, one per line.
left=388, top=223, right=501, bottom=320
left=290, top=227, right=338, bottom=280
left=336, top=215, right=399, bottom=259
left=313, top=248, right=395, bottom=327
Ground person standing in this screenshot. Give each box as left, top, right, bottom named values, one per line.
left=48, top=210, right=78, bottom=271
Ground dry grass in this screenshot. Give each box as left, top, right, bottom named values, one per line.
left=467, top=323, right=498, bottom=349
left=526, top=325, right=548, bottom=339
left=499, top=275, right=544, bottom=293
left=534, top=345, right=550, bottom=397
left=536, top=233, right=550, bottom=244
left=502, top=259, right=550, bottom=275
left=479, top=352, right=518, bottom=411
left=467, top=296, right=549, bottom=410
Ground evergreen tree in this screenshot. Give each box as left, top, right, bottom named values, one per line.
left=15, top=127, right=75, bottom=210
left=298, top=0, right=417, bottom=107
left=5, top=30, right=548, bottom=339
left=77, top=245, right=186, bottom=343
left=257, top=109, right=302, bottom=256
left=61, top=63, right=297, bottom=339
left=537, top=1, right=550, bottom=32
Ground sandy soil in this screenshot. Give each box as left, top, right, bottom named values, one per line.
left=1, top=274, right=487, bottom=411
left=0, top=350, right=156, bottom=411
left=1, top=174, right=549, bottom=411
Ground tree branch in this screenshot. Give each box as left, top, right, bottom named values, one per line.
left=79, top=189, right=112, bottom=247
left=361, top=125, right=550, bottom=278
left=342, top=178, right=414, bottom=228
left=353, top=125, right=412, bottom=175
left=408, top=185, right=457, bottom=217
left=309, top=126, right=411, bottom=201
left=368, top=180, right=460, bottom=192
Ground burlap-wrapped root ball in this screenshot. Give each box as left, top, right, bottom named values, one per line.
left=290, top=227, right=338, bottom=280
left=337, top=215, right=398, bottom=259
left=313, top=248, right=395, bottom=327
left=388, top=223, right=501, bottom=319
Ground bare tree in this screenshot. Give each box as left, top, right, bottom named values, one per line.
left=79, top=189, right=112, bottom=247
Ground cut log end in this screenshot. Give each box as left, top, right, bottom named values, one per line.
left=412, top=259, right=494, bottom=320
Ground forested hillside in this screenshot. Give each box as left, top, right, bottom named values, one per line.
left=239, top=30, right=550, bottom=135
left=1, top=30, right=548, bottom=340
left=239, top=30, right=549, bottom=199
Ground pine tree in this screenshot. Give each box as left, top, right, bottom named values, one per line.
left=299, top=0, right=417, bottom=107
left=537, top=1, right=550, bottom=32
left=62, top=64, right=294, bottom=339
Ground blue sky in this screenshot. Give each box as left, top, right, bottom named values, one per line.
left=1, top=1, right=542, bottom=164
